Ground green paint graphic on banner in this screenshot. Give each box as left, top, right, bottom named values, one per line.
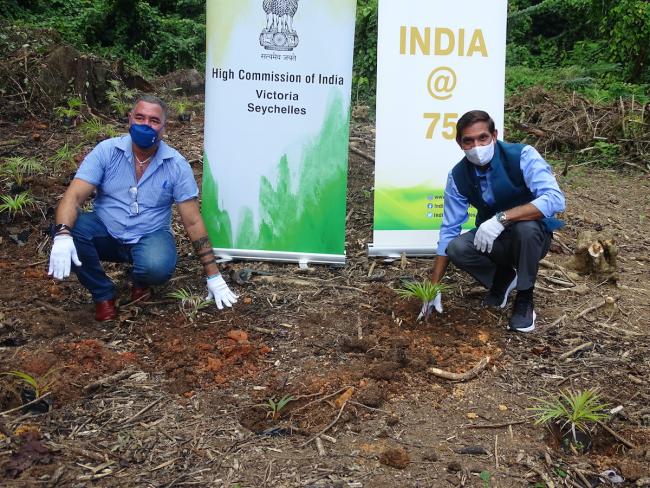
left=203, top=92, right=349, bottom=255
left=201, top=159, right=233, bottom=249
left=374, top=185, right=476, bottom=231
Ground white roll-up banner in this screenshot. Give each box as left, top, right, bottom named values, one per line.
left=203, top=0, right=357, bottom=265
left=370, top=0, right=508, bottom=257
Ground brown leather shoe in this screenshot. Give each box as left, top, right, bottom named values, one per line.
left=95, top=299, right=117, bottom=322
left=130, top=286, right=150, bottom=302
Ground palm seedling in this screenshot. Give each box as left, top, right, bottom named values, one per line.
left=0, top=192, right=35, bottom=218
left=106, top=80, right=137, bottom=118
left=1, top=156, right=44, bottom=187
left=78, top=118, right=120, bottom=142
left=396, top=280, right=449, bottom=315
left=54, top=97, right=82, bottom=125
left=265, top=394, right=294, bottom=420
left=50, top=143, right=81, bottom=171
left=167, top=287, right=211, bottom=322
left=529, top=389, right=611, bottom=452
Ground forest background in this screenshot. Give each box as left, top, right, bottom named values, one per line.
left=2, top=0, right=648, bottom=106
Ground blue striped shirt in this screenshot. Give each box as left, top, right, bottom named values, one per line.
left=437, top=145, right=565, bottom=256
left=75, top=135, right=199, bottom=244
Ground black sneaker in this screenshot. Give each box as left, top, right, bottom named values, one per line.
left=508, top=294, right=536, bottom=333
left=483, top=268, right=517, bottom=309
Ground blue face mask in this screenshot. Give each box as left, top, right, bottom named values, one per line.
left=129, top=123, right=159, bottom=149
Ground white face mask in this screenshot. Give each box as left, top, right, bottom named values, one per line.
left=464, top=141, right=495, bottom=166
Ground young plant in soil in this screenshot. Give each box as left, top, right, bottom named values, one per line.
left=54, top=97, right=82, bottom=126
left=78, top=118, right=120, bottom=142
left=106, top=79, right=137, bottom=120
left=264, top=394, right=294, bottom=420
left=396, top=280, right=449, bottom=312
left=529, top=389, right=611, bottom=453
left=172, top=99, right=192, bottom=122
left=1, top=369, right=60, bottom=413
left=0, top=191, right=35, bottom=220
left=1, top=156, right=44, bottom=190
left=50, top=143, right=81, bottom=172
left=167, top=287, right=211, bottom=322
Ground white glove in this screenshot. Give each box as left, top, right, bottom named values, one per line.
left=417, top=292, right=442, bottom=321
left=474, top=216, right=505, bottom=253
left=48, top=235, right=82, bottom=280
left=206, top=274, right=238, bottom=310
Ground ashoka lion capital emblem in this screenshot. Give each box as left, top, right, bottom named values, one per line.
left=260, top=0, right=299, bottom=51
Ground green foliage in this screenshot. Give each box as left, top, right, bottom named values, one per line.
left=529, top=389, right=610, bottom=438
left=78, top=118, right=120, bottom=142
left=1, top=156, right=44, bottom=186
left=50, top=143, right=81, bottom=171
left=1, top=368, right=59, bottom=398
left=0, top=191, right=35, bottom=217
left=167, top=287, right=211, bottom=322
left=352, top=0, right=378, bottom=105
left=396, top=280, right=449, bottom=304
left=265, top=394, right=294, bottom=420
left=106, top=79, right=137, bottom=118
left=480, top=471, right=491, bottom=488
left=172, top=98, right=190, bottom=116
left=54, top=97, right=82, bottom=120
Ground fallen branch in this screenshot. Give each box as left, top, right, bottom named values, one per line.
left=467, top=420, right=526, bottom=430
left=349, top=145, right=375, bottom=163
left=299, top=401, right=347, bottom=448
left=0, top=392, right=52, bottom=416
left=83, top=368, right=136, bottom=393
left=574, top=296, right=616, bottom=320
left=428, top=357, right=490, bottom=382
left=120, top=397, right=164, bottom=425
left=596, top=421, right=637, bottom=449
left=559, top=342, right=594, bottom=360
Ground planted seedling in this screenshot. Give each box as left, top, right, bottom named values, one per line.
left=106, top=80, right=137, bottom=120
left=1, top=368, right=63, bottom=413
left=1, top=156, right=44, bottom=189
left=167, top=287, right=211, bottom=322
left=265, top=394, right=294, bottom=420
left=396, top=280, right=449, bottom=318
left=54, top=97, right=82, bottom=126
left=50, top=143, right=82, bottom=172
left=173, top=99, right=192, bottom=122
left=78, top=118, right=119, bottom=142
left=529, top=388, right=610, bottom=453
left=0, top=192, right=35, bottom=219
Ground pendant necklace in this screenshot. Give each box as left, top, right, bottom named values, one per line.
left=135, top=154, right=152, bottom=166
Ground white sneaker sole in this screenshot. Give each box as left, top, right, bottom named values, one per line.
left=510, top=310, right=536, bottom=333
left=499, top=272, right=518, bottom=309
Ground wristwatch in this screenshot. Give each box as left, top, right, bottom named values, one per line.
left=495, top=211, right=509, bottom=226
left=54, top=223, right=72, bottom=234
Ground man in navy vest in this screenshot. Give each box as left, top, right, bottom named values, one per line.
left=423, top=110, right=565, bottom=332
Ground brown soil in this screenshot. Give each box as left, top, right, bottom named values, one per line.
left=1, top=92, right=649, bottom=486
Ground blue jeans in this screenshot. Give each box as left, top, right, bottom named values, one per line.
left=69, top=212, right=177, bottom=302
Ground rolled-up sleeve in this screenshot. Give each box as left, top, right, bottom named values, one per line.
left=520, top=146, right=565, bottom=217
left=437, top=172, right=470, bottom=256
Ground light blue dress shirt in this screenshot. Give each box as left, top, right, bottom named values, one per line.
left=75, top=135, right=199, bottom=244
left=437, top=145, right=565, bottom=256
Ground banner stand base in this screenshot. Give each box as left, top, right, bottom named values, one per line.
left=213, top=248, right=346, bottom=266
left=368, top=244, right=437, bottom=258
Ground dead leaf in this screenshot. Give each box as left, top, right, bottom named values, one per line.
left=335, top=387, right=355, bottom=408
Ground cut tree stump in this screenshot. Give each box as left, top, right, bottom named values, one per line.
left=566, top=231, right=618, bottom=276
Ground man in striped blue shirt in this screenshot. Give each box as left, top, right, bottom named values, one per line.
left=423, top=110, right=565, bottom=333
left=48, top=95, right=237, bottom=321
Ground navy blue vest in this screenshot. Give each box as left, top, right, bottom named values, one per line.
left=451, top=141, right=563, bottom=232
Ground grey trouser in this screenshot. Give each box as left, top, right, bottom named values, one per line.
left=446, top=220, right=552, bottom=291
